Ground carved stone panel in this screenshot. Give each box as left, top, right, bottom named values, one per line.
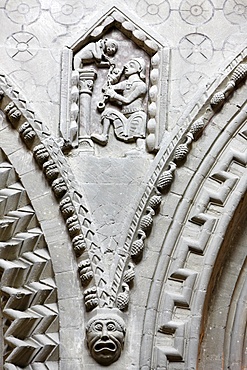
left=60, top=7, right=169, bottom=154
left=1, top=1, right=247, bottom=368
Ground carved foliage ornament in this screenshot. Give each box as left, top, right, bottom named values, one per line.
left=1, top=19, right=247, bottom=367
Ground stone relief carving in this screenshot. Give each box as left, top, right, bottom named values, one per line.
left=60, top=8, right=170, bottom=153
left=86, top=308, right=126, bottom=366
left=74, top=38, right=119, bottom=70
left=1, top=9, right=246, bottom=367
left=72, top=39, right=149, bottom=148
left=91, top=57, right=147, bottom=145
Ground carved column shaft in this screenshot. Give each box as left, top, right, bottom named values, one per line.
left=78, top=69, right=97, bottom=139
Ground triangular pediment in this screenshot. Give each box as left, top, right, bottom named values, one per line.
left=70, top=6, right=168, bottom=55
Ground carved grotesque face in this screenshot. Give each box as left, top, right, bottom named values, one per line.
left=86, top=311, right=126, bottom=366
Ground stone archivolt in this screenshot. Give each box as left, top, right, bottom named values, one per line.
left=0, top=39, right=246, bottom=367
left=139, top=56, right=247, bottom=368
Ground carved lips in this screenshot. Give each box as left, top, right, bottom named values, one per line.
left=93, top=338, right=118, bottom=364
left=86, top=311, right=126, bottom=366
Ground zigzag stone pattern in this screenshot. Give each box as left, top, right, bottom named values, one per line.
left=155, top=144, right=247, bottom=368
left=110, top=57, right=247, bottom=312
left=140, top=62, right=247, bottom=369
left=0, top=34, right=246, bottom=367
left=0, top=149, right=59, bottom=369
left=0, top=73, right=107, bottom=312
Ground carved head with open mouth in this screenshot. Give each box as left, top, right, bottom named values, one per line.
left=86, top=308, right=126, bottom=365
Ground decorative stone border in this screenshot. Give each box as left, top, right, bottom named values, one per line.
left=0, top=73, right=105, bottom=310
left=1, top=46, right=246, bottom=366
left=109, top=58, right=247, bottom=311
left=138, top=56, right=247, bottom=369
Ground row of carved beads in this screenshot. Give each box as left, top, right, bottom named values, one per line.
left=59, top=198, right=94, bottom=296
left=34, top=144, right=97, bottom=310
left=130, top=193, right=162, bottom=261
left=90, top=11, right=159, bottom=54
left=33, top=143, right=95, bottom=303
left=115, top=192, right=163, bottom=309
left=128, top=133, right=196, bottom=266
left=32, top=143, right=88, bottom=261
left=146, top=53, right=160, bottom=152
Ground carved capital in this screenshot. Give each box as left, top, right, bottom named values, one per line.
left=79, top=69, right=97, bottom=95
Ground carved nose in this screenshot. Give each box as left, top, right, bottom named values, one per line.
left=101, top=326, right=109, bottom=340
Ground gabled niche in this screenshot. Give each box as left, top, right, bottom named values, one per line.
left=59, top=6, right=169, bottom=153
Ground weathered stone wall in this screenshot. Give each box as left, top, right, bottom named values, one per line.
left=0, top=1, right=246, bottom=369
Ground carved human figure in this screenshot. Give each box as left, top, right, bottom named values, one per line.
left=86, top=309, right=126, bottom=366
left=91, top=57, right=147, bottom=145
left=73, top=38, right=118, bottom=70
